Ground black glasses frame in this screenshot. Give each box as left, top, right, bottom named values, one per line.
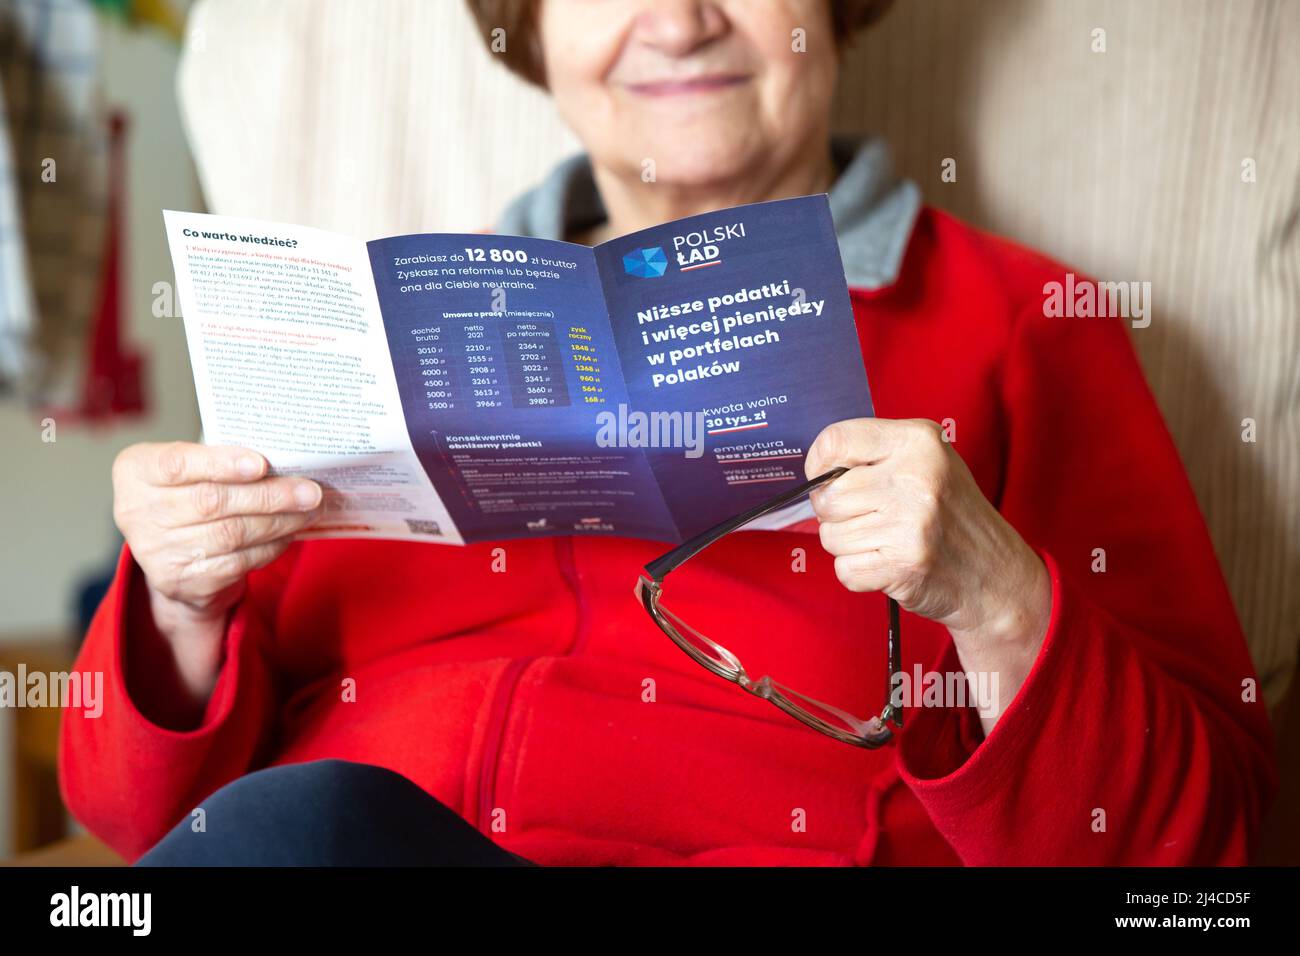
left=636, top=467, right=903, bottom=748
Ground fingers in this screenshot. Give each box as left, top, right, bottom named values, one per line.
left=805, top=419, right=893, bottom=479
left=111, top=441, right=315, bottom=614
left=132, top=442, right=268, bottom=487
left=804, top=419, right=956, bottom=604
left=187, top=511, right=322, bottom=559
left=178, top=539, right=296, bottom=597
left=832, top=552, right=893, bottom=594
left=809, top=463, right=887, bottom=523
left=817, top=510, right=888, bottom=556
left=805, top=418, right=941, bottom=480
left=157, top=475, right=322, bottom=526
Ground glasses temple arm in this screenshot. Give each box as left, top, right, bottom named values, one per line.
left=643, top=467, right=848, bottom=581
left=880, top=596, right=903, bottom=728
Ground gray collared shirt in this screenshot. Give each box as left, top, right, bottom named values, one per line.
left=495, top=135, right=921, bottom=291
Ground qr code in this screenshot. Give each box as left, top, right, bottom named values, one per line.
left=404, top=519, right=442, bottom=536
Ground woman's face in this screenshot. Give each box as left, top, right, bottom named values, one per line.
left=537, top=0, right=839, bottom=187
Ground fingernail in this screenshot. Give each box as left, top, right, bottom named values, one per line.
left=295, top=482, right=321, bottom=508
left=238, top=456, right=261, bottom=478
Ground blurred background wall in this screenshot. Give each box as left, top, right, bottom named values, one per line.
left=0, top=0, right=202, bottom=857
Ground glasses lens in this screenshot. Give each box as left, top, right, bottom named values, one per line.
left=768, top=679, right=874, bottom=738
left=653, top=597, right=743, bottom=676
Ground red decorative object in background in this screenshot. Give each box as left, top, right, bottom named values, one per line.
left=57, top=110, right=149, bottom=423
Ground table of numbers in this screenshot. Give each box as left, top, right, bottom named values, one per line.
left=415, top=319, right=602, bottom=411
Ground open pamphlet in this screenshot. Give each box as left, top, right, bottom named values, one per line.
left=163, top=195, right=875, bottom=545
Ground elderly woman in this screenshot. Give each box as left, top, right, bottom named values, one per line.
left=63, top=0, right=1274, bottom=866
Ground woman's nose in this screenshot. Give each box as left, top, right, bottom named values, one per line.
left=630, top=0, right=731, bottom=57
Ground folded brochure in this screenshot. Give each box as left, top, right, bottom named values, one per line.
left=162, top=194, right=874, bottom=545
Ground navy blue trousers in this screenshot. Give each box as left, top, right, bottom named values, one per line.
left=136, top=759, right=535, bottom=866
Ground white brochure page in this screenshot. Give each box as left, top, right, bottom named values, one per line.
left=163, top=210, right=462, bottom=544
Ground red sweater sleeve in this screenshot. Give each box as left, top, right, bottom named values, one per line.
left=58, top=545, right=278, bottom=861
left=895, top=291, right=1279, bottom=865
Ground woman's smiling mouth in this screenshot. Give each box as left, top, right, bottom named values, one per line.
left=623, top=73, right=751, bottom=96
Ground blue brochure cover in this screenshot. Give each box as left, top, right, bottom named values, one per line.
left=366, top=195, right=873, bottom=543
left=165, top=195, right=873, bottom=545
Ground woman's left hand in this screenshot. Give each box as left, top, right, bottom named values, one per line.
left=806, top=418, right=1053, bottom=733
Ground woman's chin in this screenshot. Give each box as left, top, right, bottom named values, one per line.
left=620, top=141, right=764, bottom=191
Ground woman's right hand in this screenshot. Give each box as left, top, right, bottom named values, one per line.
left=112, top=441, right=323, bottom=705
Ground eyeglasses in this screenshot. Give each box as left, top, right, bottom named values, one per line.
left=635, top=467, right=903, bottom=748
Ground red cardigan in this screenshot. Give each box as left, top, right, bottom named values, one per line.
left=59, top=208, right=1278, bottom=865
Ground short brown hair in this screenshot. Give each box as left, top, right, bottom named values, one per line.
left=464, top=0, right=894, bottom=88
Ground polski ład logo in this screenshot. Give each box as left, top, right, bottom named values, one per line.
left=623, top=246, right=668, bottom=278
